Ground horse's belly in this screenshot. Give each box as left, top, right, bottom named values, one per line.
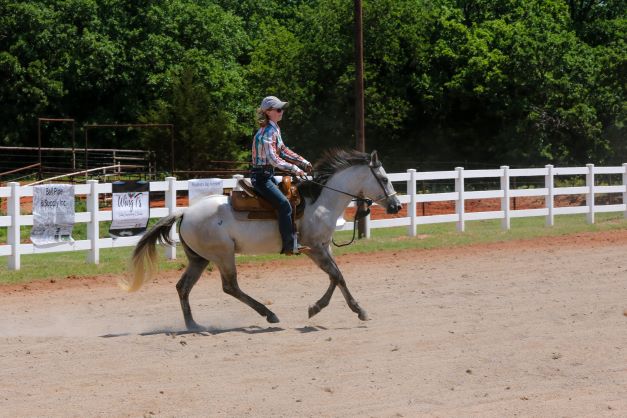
left=231, top=220, right=282, bottom=254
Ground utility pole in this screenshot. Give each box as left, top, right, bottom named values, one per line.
left=354, top=0, right=367, bottom=238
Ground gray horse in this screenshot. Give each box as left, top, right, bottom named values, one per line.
left=122, top=149, right=402, bottom=329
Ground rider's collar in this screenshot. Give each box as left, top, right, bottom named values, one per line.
left=269, top=121, right=280, bottom=131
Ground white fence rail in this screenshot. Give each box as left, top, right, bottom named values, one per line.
left=2, top=163, right=627, bottom=270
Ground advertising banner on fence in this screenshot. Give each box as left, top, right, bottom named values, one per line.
left=109, top=181, right=150, bottom=237
left=188, top=178, right=223, bottom=205
left=31, top=184, right=75, bottom=246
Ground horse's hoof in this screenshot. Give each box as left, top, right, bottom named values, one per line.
left=358, top=310, right=369, bottom=321
left=308, top=305, right=319, bottom=319
left=186, top=321, right=203, bottom=331
left=266, top=312, right=280, bottom=323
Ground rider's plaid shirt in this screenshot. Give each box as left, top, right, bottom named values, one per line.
left=251, top=121, right=309, bottom=173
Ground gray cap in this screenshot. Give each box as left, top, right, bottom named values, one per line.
left=260, top=96, right=289, bottom=111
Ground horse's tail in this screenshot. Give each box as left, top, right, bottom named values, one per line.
left=119, top=210, right=185, bottom=292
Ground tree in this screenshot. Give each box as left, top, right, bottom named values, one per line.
left=1, top=0, right=624, bottom=170
left=0, top=0, right=252, bottom=156
left=140, top=68, right=249, bottom=173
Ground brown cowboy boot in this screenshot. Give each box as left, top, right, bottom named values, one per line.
left=283, top=244, right=311, bottom=256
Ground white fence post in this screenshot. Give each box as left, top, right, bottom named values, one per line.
left=500, top=166, right=510, bottom=230
left=545, top=164, right=554, bottom=227
left=623, top=163, right=627, bottom=219
left=164, top=176, right=177, bottom=259
left=8, top=182, right=21, bottom=270
left=455, top=167, right=465, bottom=232
left=86, top=180, right=100, bottom=264
left=586, top=163, right=595, bottom=224
left=407, top=168, right=416, bottom=237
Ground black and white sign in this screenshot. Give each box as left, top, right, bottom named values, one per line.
left=31, top=184, right=75, bottom=246
left=109, top=181, right=150, bottom=237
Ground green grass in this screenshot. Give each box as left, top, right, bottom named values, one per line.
left=1, top=213, right=626, bottom=285
left=0, top=211, right=161, bottom=244
left=338, top=212, right=627, bottom=253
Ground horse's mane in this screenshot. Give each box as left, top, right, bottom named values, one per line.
left=298, top=148, right=371, bottom=203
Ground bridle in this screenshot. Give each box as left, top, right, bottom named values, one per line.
left=301, top=161, right=397, bottom=247
left=366, top=162, right=398, bottom=204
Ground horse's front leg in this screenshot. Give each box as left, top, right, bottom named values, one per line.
left=308, top=280, right=336, bottom=319
left=306, top=246, right=368, bottom=321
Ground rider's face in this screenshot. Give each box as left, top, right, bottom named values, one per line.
left=266, top=108, right=284, bottom=123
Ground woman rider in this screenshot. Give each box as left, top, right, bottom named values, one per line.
left=251, top=96, right=312, bottom=255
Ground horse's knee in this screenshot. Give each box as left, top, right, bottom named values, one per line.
left=222, top=283, right=238, bottom=296
left=326, top=268, right=344, bottom=286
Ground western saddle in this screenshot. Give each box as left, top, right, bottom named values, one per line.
left=230, top=176, right=304, bottom=220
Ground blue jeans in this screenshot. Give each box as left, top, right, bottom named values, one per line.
left=250, top=167, right=294, bottom=253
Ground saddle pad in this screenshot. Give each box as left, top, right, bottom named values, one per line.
left=230, top=190, right=274, bottom=212
left=232, top=211, right=276, bottom=222
left=247, top=211, right=278, bottom=220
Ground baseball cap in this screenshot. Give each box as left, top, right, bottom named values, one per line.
left=260, top=96, right=289, bottom=111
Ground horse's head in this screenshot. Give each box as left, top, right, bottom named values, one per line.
left=362, top=151, right=402, bottom=214
left=303, top=149, right=402, bottom=215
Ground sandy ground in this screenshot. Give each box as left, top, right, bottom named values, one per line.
left=1, top=231, right=627, bottom=417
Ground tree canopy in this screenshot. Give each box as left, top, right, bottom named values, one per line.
left=1, top=0, right=625, bottom=171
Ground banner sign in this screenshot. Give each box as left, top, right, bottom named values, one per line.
left=188, top=178, right=223, bottom=205
left=109, top=181, right=150, bottom=237
left=31, top=184, right=75, bottom=246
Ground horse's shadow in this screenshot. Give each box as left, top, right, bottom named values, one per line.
left=99, top=324, right=361, bottom=338
left=100, top=325, right=285, bottom=338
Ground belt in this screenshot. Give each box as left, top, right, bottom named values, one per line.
left=251, top=165, right=273, bottom=170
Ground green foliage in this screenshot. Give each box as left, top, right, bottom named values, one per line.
left=0, top=0, right=625, bottom=171
left=140, top=68, right=249, bottom=173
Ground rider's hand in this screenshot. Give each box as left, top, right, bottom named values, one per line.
left=304, top=163, right=313, bottom=175
left=294, top=168, right=306, bottom=178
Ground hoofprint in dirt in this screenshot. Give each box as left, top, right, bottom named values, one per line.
left=1, top=231, right=627, bottom=417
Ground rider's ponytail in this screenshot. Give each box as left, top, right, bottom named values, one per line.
left=256, top=107, right=269, bottom=127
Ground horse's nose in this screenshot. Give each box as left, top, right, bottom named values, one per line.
left=387, top=201, right=402, bottom=214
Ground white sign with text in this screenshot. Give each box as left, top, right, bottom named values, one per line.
left=188, top=178, right=224, bottom=205
left=31, top=184, right=75, bottom=246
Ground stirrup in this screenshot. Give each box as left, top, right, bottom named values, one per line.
left=283, top=245, right=311, bottom=256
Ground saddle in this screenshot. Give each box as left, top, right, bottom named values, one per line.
left=231, top=176, right=305, bottom=220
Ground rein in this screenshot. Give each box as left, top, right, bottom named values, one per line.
left=332, top=201, right=372, bottom=247
left=302, top=178, right=370, bottom=201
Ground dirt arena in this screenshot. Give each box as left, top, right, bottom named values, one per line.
left=2, top=231, right=627, bottom=417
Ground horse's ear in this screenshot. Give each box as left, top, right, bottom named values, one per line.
left=370, top=150, right=379, bottom=166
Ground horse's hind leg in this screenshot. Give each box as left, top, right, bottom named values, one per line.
left=176, top=244, right=210, bottom=330
left=307, top=246, right=368, bottom=321
left=216, top=254, right=280, bottom=324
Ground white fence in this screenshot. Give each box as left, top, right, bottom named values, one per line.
left=2, top=163, right=627, bottom=270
